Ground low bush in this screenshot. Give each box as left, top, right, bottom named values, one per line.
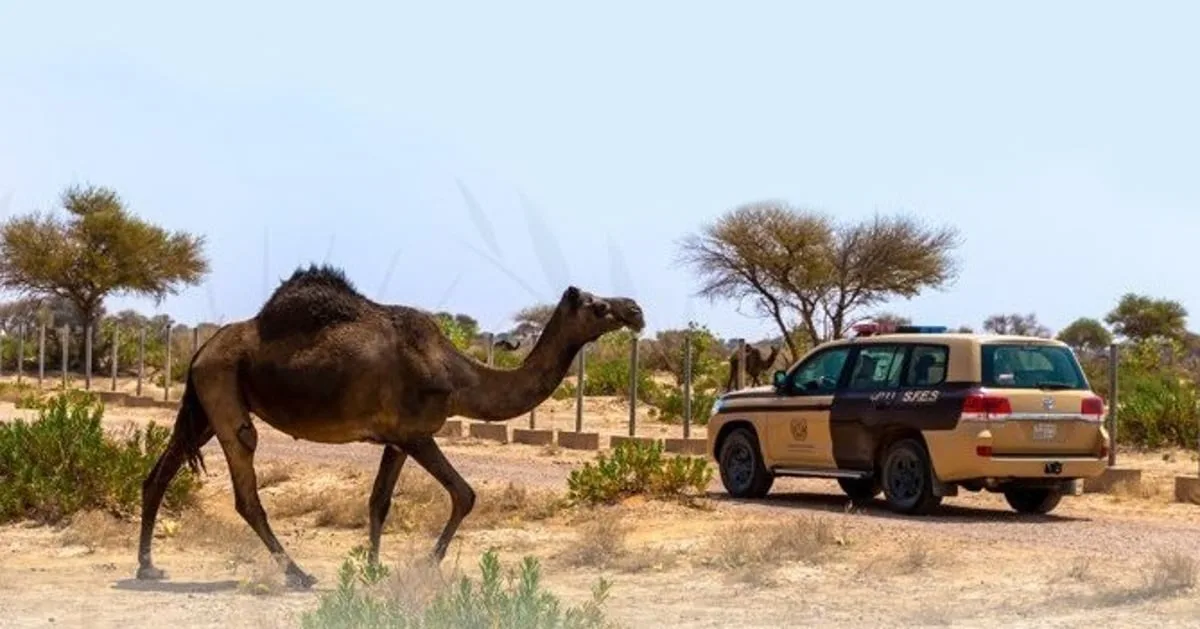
left=0, top=391, right=200, bottom=524
left=300, top=547, right=615, bottom=629
left=566, top=440, right=712, bottom=506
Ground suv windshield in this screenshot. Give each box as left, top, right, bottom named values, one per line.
left=981, top=343, right=1088, bottom=390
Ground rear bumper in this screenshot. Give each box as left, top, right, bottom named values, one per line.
left=925, top=423, right=1109, bottom=483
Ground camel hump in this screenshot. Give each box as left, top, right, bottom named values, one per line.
left=255, top=264, right=373, bottom=341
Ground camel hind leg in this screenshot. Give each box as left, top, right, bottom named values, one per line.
left=137, top=378, right=214, bottom=581
left=199, top=377, right=317, bottom=589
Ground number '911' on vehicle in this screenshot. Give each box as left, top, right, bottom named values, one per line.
left=706, top=324, right=1110, bottom=516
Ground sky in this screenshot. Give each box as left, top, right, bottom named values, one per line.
left=0, top=1, right=1197, bottom=340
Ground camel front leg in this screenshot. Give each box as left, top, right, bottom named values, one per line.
left=367, top=445, right=408, bottom=565
left=405, top=435, right=475, bottom=562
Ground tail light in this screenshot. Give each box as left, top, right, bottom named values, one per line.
left=1081, top=395, right=1105, bottom=422
left=976, top=445, right=993, bottom=457
left=960, top=390, right=1012, bottom=420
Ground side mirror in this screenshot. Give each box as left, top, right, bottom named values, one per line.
left=772, top=369, right=787, bottom=390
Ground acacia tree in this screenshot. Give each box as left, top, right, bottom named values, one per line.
left=0, top=184, right=208, bottom=332
left=982, top=313, right=1052, bottom=338
left=676, top=201, right=961, bottom=361
left=1104, top=293, right=1187, bottom=342
left=1056, top=317, right=1112, bottom=353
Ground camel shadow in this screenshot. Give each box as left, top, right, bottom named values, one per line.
left=111, top=578, right=241, bottom=594
left=709, top=489, right=1089, bottom=524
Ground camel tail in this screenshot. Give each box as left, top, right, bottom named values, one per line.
left=173, top=369, right=211, bottom=476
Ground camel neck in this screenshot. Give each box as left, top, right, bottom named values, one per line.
left=448, top=312, right=583, bottom=421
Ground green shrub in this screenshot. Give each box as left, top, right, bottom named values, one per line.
left=300, top=547, right=615, bottom=629
left=566, top=440, right=712, bottom=507
left=643, top=386, right=718, bottom=426
left=0, top=392, right=200, bottom=524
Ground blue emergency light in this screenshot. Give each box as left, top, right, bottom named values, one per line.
left=894, top=325, right=948, bottom=333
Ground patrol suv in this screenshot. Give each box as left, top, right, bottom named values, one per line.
left=707, top=323, right=1110, bottom=515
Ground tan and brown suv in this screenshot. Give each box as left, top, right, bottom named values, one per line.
left=706, top=324, right=1110, bottom=515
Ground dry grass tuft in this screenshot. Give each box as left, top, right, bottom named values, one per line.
left=894, top=539, right=936, bottom=575
left=171, top=510, right=263, bottom=566
left=1146, top=551, right=1198, bottom=594
left=256, top=462, right=295, bottom=490
left=59, top=510, right=136, bottom=550
left=704, top=516, right=843, bottom=584
left=1109, top=477, right=1166, bottom=502
left=1065, top=556, right=1094, bottom=582
left=235, top=555, right=286, bottom=596
left=559, top=509, right=628, bottom=569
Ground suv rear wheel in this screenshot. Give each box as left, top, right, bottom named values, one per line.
left=837, top=477, right=881, bottom=504
left=879, top=438, right=942, bottom=514
left=718, top=427, right=774, bottom=499
left=1003, top=487, right=1063, bottom=514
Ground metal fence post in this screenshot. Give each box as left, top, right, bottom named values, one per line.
left=628, top=335, right=639, bottom=437
left=1107, top=343, right=1118, bottom=467
left=487, top=332, right=495, bottom=366
left=163, top=325, right=172, bottom=401
left=111, top=326, right=119, bottom=391
left=683, top=324, right=693, bottom=439
left=37, top=323, right=45, bottom=389
left=16, top=323, right=24, bottom=386
left=84, top=324, right=92, bottom=390
left=737, top=339, right=747, bottom=389
left=137, top=326, right=145, bottom=397
left=60, top=325, right=68, bottom=389
left=575, top=344, right=585, bottom=432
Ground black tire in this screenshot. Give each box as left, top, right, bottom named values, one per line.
left=1003, top=487, right=1063, bottom=514
left=837, top=477, right=881, bottom=504
left=718, top=427, right=774, bottom=499
left=879, top=438, right=942, bottom=515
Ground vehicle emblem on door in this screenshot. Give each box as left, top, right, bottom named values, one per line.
left=789, top=418, right=808, bottom=441
left=1042, top=396, right=1055, bottom=410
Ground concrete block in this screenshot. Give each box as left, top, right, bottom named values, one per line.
left=468, top=422, right=509, bottom=443
left=557, top=431, right=600, bottom=451
left=1174, top=476, right=1200, bottom=505
left=512, top=428, right=555, bottom=446
left=95, top=391, right=130, bottom=406
left=124, top=395, right=159, bottom=408
left=609, top=435, right=662, bottom=450
left=664, top=438, right=708, bottom=456
left=436, top=419, right=463, bottom=438
left=1082, top=466, right=1143, bottom=493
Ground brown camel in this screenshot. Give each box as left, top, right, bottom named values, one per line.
left=135, top=264, right=643, bottom=588
left=725, top=343, right=781, bottom=390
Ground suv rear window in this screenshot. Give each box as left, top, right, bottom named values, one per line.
left=981, top=343, right=1087, bottom=389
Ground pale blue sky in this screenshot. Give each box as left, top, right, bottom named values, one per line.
left=1, top=1, right=1196, bottom=340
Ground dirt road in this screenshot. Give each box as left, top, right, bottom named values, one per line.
left=4, top=402, right=1200, bottom=628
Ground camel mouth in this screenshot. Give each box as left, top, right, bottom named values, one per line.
left=610, top=299, right=644, bottom=332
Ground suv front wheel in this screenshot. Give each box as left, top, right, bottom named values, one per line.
left=718, top=427, right=774, bottom=499
left=879, top=438, right=943, bottom=515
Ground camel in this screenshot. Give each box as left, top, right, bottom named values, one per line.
left=492, top=335, right=521, bottom=352
left=135, top=264, right=644, bottom=589
left=725, top=343, right=781, bottom=390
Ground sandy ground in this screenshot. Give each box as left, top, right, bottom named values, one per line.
left=3, top=400, right=1200, bottom=628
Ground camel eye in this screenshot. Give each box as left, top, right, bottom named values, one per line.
left=591, top=302, right=610, bottom=316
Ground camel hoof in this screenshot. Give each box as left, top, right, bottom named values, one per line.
left=136, top=565, right=167, bottom=581
left=286, top=570, right=318, bottom=590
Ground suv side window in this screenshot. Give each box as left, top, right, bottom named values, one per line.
left=789, top=346, right=852, bottom=394
left=905, top=344, right=949, bottom=386
left=846, top=344, right=906, bottom=390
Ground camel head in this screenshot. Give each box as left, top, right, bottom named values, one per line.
left=552, top=286, right=644, bottom=343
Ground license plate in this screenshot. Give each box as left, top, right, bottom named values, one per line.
left=1033, top=423, right=1057, bottom=441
